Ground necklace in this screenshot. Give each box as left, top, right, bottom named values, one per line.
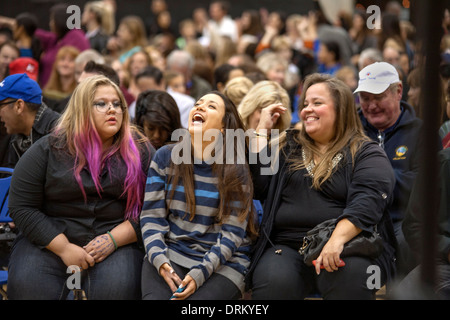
left=302, top=148, right=343, bottom=177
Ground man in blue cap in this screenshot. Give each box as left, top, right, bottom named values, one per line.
left=0, top=73, right=60, bottom=166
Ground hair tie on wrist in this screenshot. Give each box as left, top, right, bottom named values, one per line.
left=107, top=231, right=118, bottom=250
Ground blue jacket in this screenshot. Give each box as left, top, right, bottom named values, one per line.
left=359, top=101, right=423, bottom=223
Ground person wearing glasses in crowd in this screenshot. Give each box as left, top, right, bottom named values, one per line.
left=7, top=75, right=153, bottom=300
left=0, top=73, right=60, bottom=168
left=355, top=62, right=425, bottom=279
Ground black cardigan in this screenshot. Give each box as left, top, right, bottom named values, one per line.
left=246, top=130, right=398, bottom=287
left=8, top=134, right=153, bottom=249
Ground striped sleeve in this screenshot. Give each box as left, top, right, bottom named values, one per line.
left=140, top=147, right=171, bottom=273
left=187, top=208, right=249, bottom=288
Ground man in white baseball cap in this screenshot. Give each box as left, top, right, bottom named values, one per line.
left=355, top=61, right=424, bottom=280
left=354, top=61, right=401, bottom=95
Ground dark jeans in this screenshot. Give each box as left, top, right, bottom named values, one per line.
left=8, top=235, right=144, bottom=300
left=141, top=258, right=241, bottom=300
left=251, top=244, right=385, bottom=300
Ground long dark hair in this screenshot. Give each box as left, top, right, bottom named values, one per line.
left=135, top=90, right=182, bottom=147
left=167, top=91, right=257, bottom=237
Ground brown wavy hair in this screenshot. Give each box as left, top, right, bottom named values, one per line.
left=286, top=73, right=371, bottom=189
left=167, top=91, right=257, bottom=237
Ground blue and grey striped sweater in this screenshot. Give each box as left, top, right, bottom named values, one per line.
left=140, top=144, right=253, bottom=292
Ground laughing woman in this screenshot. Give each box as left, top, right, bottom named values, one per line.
left=140, top=91, right=257, bottom=300
left=7, top=75, right=153, bottom=300
left=247, top=73, right=397, bottom=300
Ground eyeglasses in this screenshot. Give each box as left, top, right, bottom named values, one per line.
left=93, top=101, right=124, bottom=114
left=377, top=131, right=385, bottom=149
left=0, top=99, right=18, bottom=108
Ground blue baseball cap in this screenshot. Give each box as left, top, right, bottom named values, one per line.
left=0, top=73, right=42, bottom=104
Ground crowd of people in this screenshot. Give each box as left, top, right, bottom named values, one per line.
left=0, top=0, right=449, bottom=300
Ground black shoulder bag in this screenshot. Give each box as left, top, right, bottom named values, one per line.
left=298, top=218, right=384, bottom=266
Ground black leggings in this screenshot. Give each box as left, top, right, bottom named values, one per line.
left=251, top=244, right=385, bottom=300
left=141, top=259, right=242, bottom=300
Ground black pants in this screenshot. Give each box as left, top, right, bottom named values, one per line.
left=251, top=244, right=385, bottom=300
left=141, top=258, right=242, bottom=300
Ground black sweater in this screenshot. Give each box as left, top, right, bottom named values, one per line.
left=246, top=130, right=398, bottom=286
left=8, top=134, right=153, bottom=248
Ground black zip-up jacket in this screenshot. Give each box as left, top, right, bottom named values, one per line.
left=9, top=103, right=60, bottom=166
left=358, top=101, right=424, bottom=223
left=245, top=130, right=397, bottom=288
left=8, top=134, right=153, bottom=249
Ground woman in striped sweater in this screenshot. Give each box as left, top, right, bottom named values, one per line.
left=140, top=91, right=257, bottom=300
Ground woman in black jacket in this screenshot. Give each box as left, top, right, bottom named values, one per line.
left=247, top=73, right=397, bottom=299
left=7, top=75, right=153, bottom=300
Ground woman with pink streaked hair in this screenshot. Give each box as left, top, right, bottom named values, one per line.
left=7, top=75, right=153, bottom=300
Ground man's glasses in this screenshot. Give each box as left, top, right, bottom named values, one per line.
left=0, top=99, right=18, bottom=108
left=93, top=101, right=124, bottom=114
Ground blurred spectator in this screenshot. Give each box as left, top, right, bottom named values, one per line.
left=81, top=1, right=115, bottom=55
left=35, top=3, right=90, bottom=87
left=73, top=49, right=105, bottom=82
left=223, top=75, right=254, bottom=107
left=378, top=13, right=414, bottom=65
left=202, top=0, right=238, bottom=47
left=145, top=0, right=169, bottom=37
left=151, top=10, right=177, bottom=39
left=349, top=9, right=378, bottom=67
left=107, top=15, right=147, bottom=64
left=166, top=49, right=212, bottom=99
left=317, top=40, right=342, bottom=75
left=78, top=60, right=120, bottom=86
left=271, top=35, right=300, bottom=90
left=123, top=49, right=153, bottom=99
left=335, top=65, right=358, bottom=92
left=134, top=90, right=182, bottom=150
left=176, top=19, right=197, bottom=50
left=144, top=45, right=166, bottom=71
left=192, top=7, right=209, bottom=43
left=256, top=51, right=287, bottom=88
left=164, top=70, right=186, bottom=94
left=8, top=57, right=39, bottom=81
left=358, top=47, right=383, bottom=71
left=238, top=9, right=264, bottom=41
left=110, top=58, right=135, bottom=106
left=12, top=12, right=42, bottom=61
left=213, top=63, right=244, bottom=92
left=238, top=80, right=291, bottom=131
left=443, top=9, right=450, bottom=34
left=0, top=40, right=19, bottom=81
left=383, top=46, right=401, bottom=68
left=43, top=45, right=80, bottom=103
left=212, top=35, right=237, bottom=67
left=128, top=66, right=164, bottom=120
left=0, top=27, right=13, bottom=45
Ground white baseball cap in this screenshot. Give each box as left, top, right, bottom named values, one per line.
left=354, top=62, right=400, bottom=94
